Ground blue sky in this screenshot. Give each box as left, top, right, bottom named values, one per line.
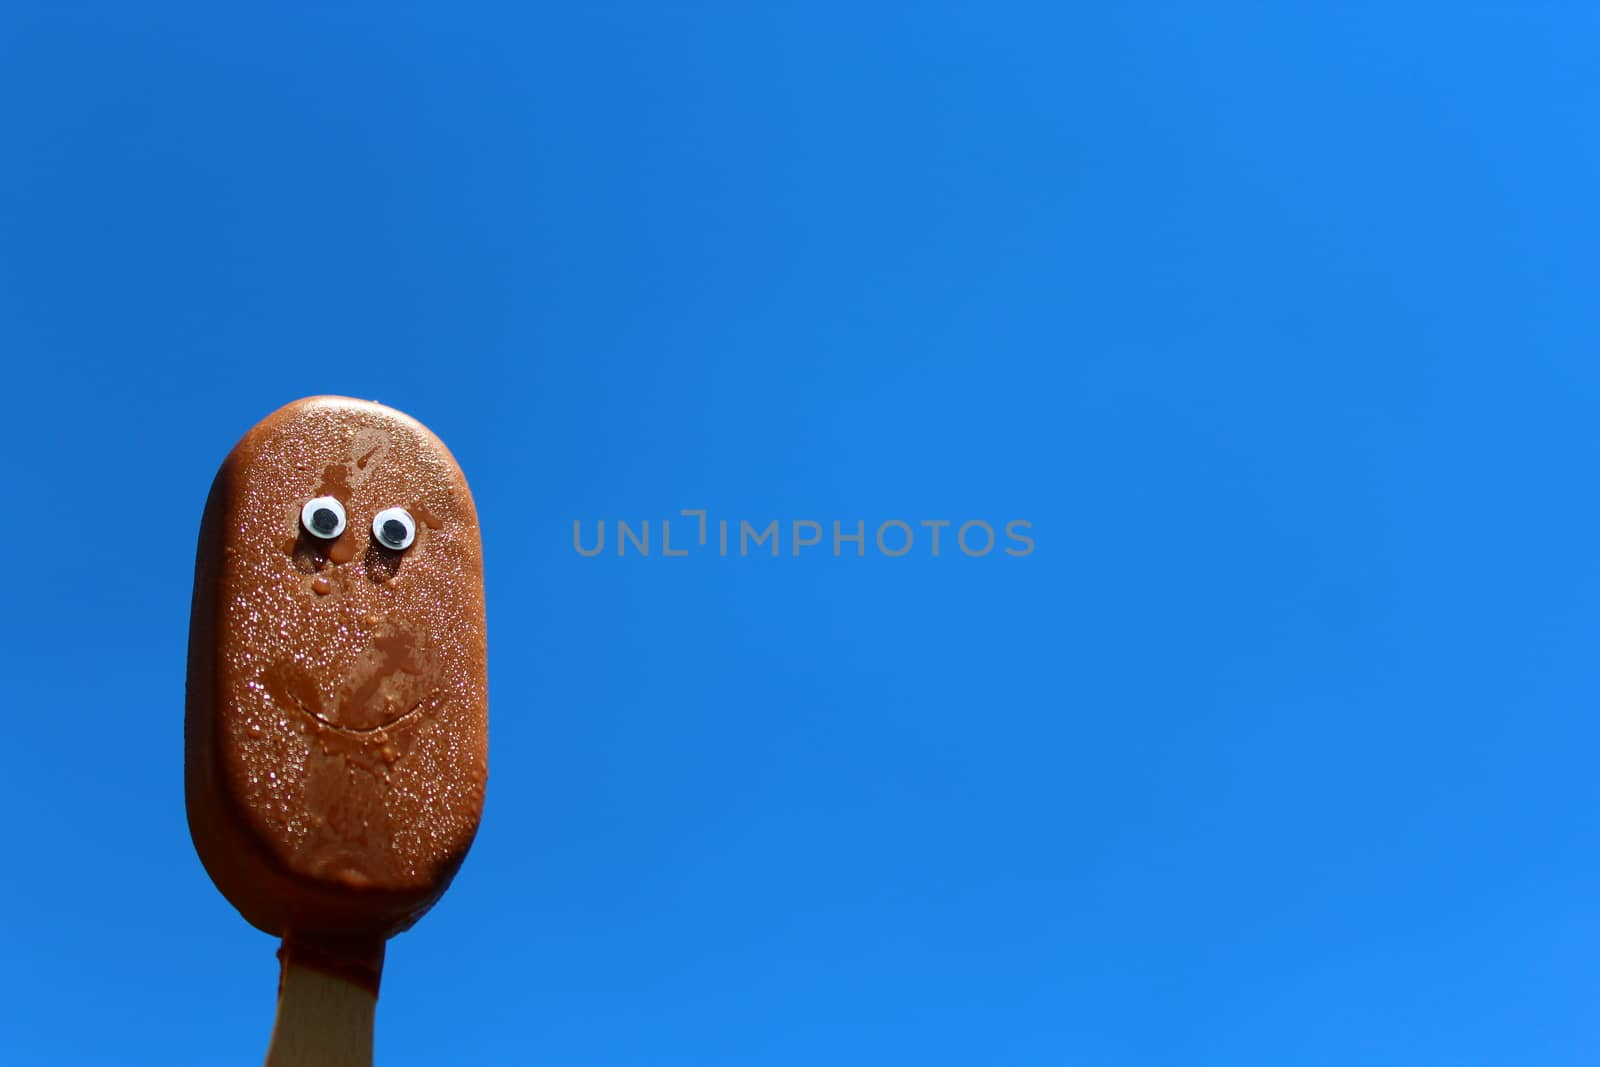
left=3, top=4, right=1598, bottom=1064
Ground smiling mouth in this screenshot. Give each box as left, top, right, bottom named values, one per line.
left=281, top=689, right=436, bottom=735
left=261, top=628, right=438, bottom=734
left=259, top=617, right=441, bottom=735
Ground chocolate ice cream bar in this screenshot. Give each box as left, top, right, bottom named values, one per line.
left=186, top=396, right=488, bottom=948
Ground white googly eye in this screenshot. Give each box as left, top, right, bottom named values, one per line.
left=300, top=496, right=347, bottom=540
left=372, top=507, right=417, bottom=551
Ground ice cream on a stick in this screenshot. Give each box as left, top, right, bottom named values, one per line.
left=186, top=396, right=488, bottom=1065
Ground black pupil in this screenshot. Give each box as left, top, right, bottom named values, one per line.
left=311, top=508, right=338, bottom=534
left=382, top=519, right=407, bottom=545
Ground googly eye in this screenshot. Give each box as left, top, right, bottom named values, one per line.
left=300, top=496, right=347, bottom=540
left=372, top=507, right=417, bottom=551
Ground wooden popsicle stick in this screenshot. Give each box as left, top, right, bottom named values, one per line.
left=264, top=937, right=384, bottom=1067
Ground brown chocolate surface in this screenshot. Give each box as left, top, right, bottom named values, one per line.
left=186, top=396, right=487, bottom=940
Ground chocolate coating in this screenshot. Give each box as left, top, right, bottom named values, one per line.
left=186, top=397, right=487, bottom=940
